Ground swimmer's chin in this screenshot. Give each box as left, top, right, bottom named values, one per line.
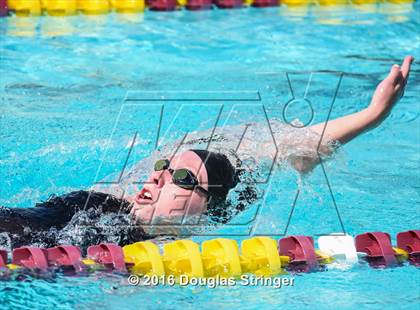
left=135, top=199, right=156, bottom=205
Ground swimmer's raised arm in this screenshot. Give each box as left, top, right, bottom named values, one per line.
left=310, top=56, right=414, bottom=146
left=291, top=56, right=414, bottom=173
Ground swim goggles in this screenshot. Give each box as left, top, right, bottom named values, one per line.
left=154, top=159, right=210, bottom=197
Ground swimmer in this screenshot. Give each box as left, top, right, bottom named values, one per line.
left=0, top=56, right=414, bottom=250
left=129, top=56, right=414, bottom=221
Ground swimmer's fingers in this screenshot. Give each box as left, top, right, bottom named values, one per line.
left=389, top=64, right=402, bottom=86
left=400, top=55, right=414, bottom=82
left=394, top=56, right=414, bottom=98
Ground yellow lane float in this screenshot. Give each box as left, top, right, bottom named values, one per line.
left=240, top=237, right=284, bottom=276
left=123, top=238, right=284, bottom=279
left=77, top=0, right=110, bottom=15
left=41, top=0, right=77, bottom=16
left=351, top=0, right=377, bottom=4
left=160, top=237, right=285, bottom=279
left=162, top=240, right=204, bottom=278
left=110, top=0, right=145, bottom=13
left=281, top=0, right=313, bottom=6
left=8, top=0, right=42, bottom=16
left=202, top=238, right=242, bottom=278
left=177, top=0, right=188, bottom=7
left=317, top=0, right=349, bottom=6
left=123, top=241, right=165, bottom=276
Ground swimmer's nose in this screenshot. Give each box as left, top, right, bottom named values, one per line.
left=150, top=170, right=168, bottom=188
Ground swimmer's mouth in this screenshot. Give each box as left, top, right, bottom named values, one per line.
left=137, top=188, right=154, bottom=203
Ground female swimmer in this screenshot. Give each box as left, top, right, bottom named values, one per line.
left=0, top=56, right=414, bottom=250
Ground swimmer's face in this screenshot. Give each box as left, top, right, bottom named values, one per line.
left=130, top=150, right=209, bottom=223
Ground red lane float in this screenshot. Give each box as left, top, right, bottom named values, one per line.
left=0, top=0, right=7, bottom=17
left=214, top=0, right=242, bottom=8
left=47, top=245, right=83, bottom=272
left=355, top=232, right=398, bottom=267
left=186, top=0, right=212, bottom=10
left=397, top=230, right=420, bottom=253
left=0, top=250, right=7, bottom=268
left=397, top=230, right=420, bottom=265
left=87, top=243, right=127, bottom=272
left=12, top=247, right=49, bottom=270
left=278, top=236, right=318, bottom=271
left=251, top=0, right=279, bottom=7
left=149, top=0, right=177, bottom=11
left=8, top=244, right=127, bottom=273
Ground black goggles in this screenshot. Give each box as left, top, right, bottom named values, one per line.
left=154, top=159, right=210, bottom=197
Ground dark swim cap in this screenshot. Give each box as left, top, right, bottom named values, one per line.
left=190, top=149, right=259, bottom=224
left=190, top=149, right=238, bottom=202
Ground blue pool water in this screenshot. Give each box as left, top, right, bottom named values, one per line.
left=1, top=3, right=420, bottom=309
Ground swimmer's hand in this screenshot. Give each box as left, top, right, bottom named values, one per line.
left=367, top=56, right=414, bottom=124
left=307, top=56, right=414, bottom=169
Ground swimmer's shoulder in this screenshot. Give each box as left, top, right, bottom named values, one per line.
left=35, top=190, right=131, bottom=214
